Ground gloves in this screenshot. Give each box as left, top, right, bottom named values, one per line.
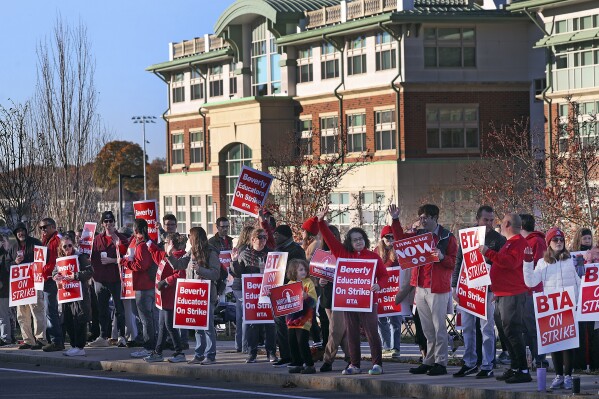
left=157, top=280, right=168, bottom=291
left=524, top=248, right=534, bottom=263
left=146, top=240, right=153, bottom=248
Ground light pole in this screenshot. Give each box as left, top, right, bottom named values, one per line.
left=132, top=116, right=156, bottom=199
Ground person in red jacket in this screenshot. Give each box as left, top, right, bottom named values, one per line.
left=481, top=213, right=531, bottom=384
left=389, top=204, right=457, bottom=377
left=316, top=206, right=388, bottom=376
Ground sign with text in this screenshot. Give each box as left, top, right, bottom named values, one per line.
left=458, top=226, right=490, bottom=288
left=458, top=226, right=486, bottom=253
left=219, top=251, right=234, bottom=289
left=258, top=252, right=288, bottom=304
left=377, top=266, right=411, bottom=317
left=56, top=255, right=83, bottom=304
left=534, top=287, right=578, bottom=355
left=9, top=263, right=36, bottom=307
left=79, top=222, right=97, bottom=255
left=456, top=262, right=488, bottom=320
left=393, top=233, right=439, bottom=270
left=120, top=265, right=135, bottom=300
left=577, top=263, right=599, bottom=321
left=173, top=279, right=211, bottom=330
left=243, top=274, right=274, bottom=324
left=332, top=258, right=376, bottom=312
left=229, top=165, right=273, bottom=217
left=33, top=246, right=47, bottom=291
left=270, top=281, right=303, bottom=317
left=133, top=200, right=159, bottom=241
left=309, top=249, right=337, bottom=282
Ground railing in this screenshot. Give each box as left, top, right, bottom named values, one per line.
left=306, top=0, right=397, bottom=29
left=172, top=34, right=229, bottom=59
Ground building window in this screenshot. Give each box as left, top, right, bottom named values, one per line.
left=320, top=116, right=338, bottom=154
left=424, top=27, right=476, bottom=68
left=190, top=130, right=204, bottom=164
left=229, top=62, right=237, bottom=95
left=558, top=101, right=599, bottom=151
left=206, top=195, right=213, bottom=234
left=553, top=43, right=599, bottom=91
left=208, top=64, right=223, bottom=97
left=251, top=19, right=281, bottom=96
left=297, top=46, right=313, bottom=84
left=347, top=36, right=366, bottom=76
left=329, top=192, right=350, bottom=236
left=176, top=196, right=187, bottom=233
left=191, top=196, right=202, bottom=228
left=426, top=105, right=479, bottom=151
left=191, top=82, right=203, bottom=100
left=555, top=15, right=599, bottom=34
left=375, top=32, right=397, bottom=71
left=226, top=143, right=253, bottom=235
left=298, top=119, right=313, bottom=156
left=321, top=42, right=340, bottom=80
left=346, top=113, right=366, bottom=152
left=172, top=87, right=185, bottom=103
left=375, top=109, right=396, bottom=151
left=163, top=196, right=174, bottom=216
left=360, top=191, right=386, bottom=241
left=171, top=132, right=184, bottom=165
left=174, top=72, right=184, bottom=82
left=209, top=80, right=223, bottom=97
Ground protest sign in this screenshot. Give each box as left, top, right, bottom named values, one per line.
left=243, top=274, right=274, bottom=324
left=270, top=282, right=303, bottom=317
left=332, top=258, right=376, bottom=312
left=456, top=262, right=488, bottom=320
left=173, top=279, right=211, bottom=330
left=458, top=226, right=486, bottom=253
left=393, top=233, right=439, bottom=270
left=577, top=263, right=599, bottom=321
left=120, top=265, right=135, bottom=300
left=534, top=287, right=578, bottom=355
left=458, top=226, right=490, bottom=288
left=33, top=246, right=47, bottom=291
left=229, top=166, right=273, bottom=217
left=155, top=259, right=170, bottom=310
left=9, top=263, right=36, bottom=307
left=309, top=249, right=336, bottom=282
left=219, top=251, right=234, bottom=290
left=133, top=200, right=159, bottom=241
left=377, top=266, right=411, bottom=317
left=56, top=255, right=83, bottom=304
left=79, top=222, right=97, bottom=255
left=258, top=252, right=288, bottom=304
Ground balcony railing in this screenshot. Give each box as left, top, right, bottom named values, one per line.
left=172, top=35, right=229, bottom=59
left=306, top=0, right=397, bottom=30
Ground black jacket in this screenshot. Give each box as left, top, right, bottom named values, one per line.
left=53, top=253, right=93, bottom=322
left=8, top=236, right=43, bottom=265
left=275, top=238, right=306, bottom=284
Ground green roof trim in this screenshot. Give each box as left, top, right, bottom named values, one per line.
left=146, top=48, right=233, bottom=72
left=507, top=0, right=583, bottom=11
left=414, top=0, right=469, bottom=5
left=534, top=27, right=599, bottom=47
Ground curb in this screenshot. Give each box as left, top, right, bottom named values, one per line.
left=0, top=352, right=578, bottom=399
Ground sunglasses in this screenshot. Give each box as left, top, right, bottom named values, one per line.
left=62, top=244, right=73, bottom=249
left=384, top=235, right=394, bottom=240
left=256, top=235, right=268, bottom=240
left=38, top=225, right=51, bottom=230
left=103, top=219, right=115, bottom=224
left=551, top=237, right=565, bottom=243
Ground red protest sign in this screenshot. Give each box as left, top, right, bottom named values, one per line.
left=219, top=251, right=234, bottom=291
left=270, top=282, right=303, bottom=317
left=242, top=274, right=274, bottom=324
left=155, top=258, right=170, bottom=310
left=376, top=266, right=411, bottom=317
left=229, top=166, right=273, bottom=217
left=393, top=233, right=439, bottom=270
left=309, top=249, right=336, bottom=282
left=456, top=262, right=487, bottom=320
left=33, top=246, right=47, bottom=291
left=458, top=226, right=486, bottom=253
left=464, top=250, right=491, bottom=288
left=120, top=265, right=134, bottom=300
left=133, top=200, right=159, bottom=241
left=79, top=222, right=97, bottom=255
left=173, top=279, right=211, bottom=330
left=577, top=264, right=599, bottom=322
left=56, top=256, right=83, bottom=304
left=332, top=258, right=376, bottom=312
left=258, top=252, right=288, bottom=304
left=534, top=287, right=578, bottom=355
left=9, top=263, right=36, bottom=307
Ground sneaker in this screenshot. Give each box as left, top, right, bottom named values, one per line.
left=453, top=364, right=478, bottom=377
left=391, top=349, right=401, bottom=360
left=475, top=369, right=494, bottom=379
left=108, top=338, right=118, bottom=346
left=409, top=364, right=433, bottom=374
left=320, top=362, right=333, bottom=372
left=289, top=365, right=303, bottom=374
left=563, top=375, right=573, bottom=390
left=18, top=343, right=32, bottom=350
left=382, top=349, right=395, bottom=355
left=268, top=354, right=279, bottom=363
left=168, top=352, right=186, bottom=363
left=497, top=351, right=511, bottom=365
left=117, top=337, right=127, bottom=348
left=301, top=366, right=316, bottom=374
left=188, top=355, right=205, bottom=364
left=42, top=342, right=65, bottom=352
left=143, top=352, right=164, bottom=363
left=130, top=349, right=152, bottom=358
left=63, top=348, right=85, bottom=357
left=427, top=363, right=447, bottom=376
left=273, top=358, right=291, bottom=367
left=200, top=358, right=216, bottom=365
left=246, top=355, right=257, bottom=364
left=505, top=370, right=532, bottom=384
left=31, top=341, right=44, bottom=350
left=550, top=375, right=564, bottom=389
left=341, top=365, right=362, bottom=375
left=368, top=365, right=383, bottom=375
left=87, top=337, right=111, bottom=348
left=496, top=369, right=515, bottom=381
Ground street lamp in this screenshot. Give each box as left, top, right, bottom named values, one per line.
left=131, top=116, right=156, bottom=199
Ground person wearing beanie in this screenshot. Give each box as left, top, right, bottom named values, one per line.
left=523, top=227, right=580, bottom=390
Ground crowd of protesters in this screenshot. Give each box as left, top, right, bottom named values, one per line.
left=0, top=203, right=597, bottom=390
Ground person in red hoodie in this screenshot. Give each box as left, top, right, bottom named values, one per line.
left=481, top=213, right=531, bottom=384
left=316, top=206, right=388, bottom=376
left=389, top=204, right=457, bottom=377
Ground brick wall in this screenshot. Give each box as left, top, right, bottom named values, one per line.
left=168, top=117, right=211, bottom=172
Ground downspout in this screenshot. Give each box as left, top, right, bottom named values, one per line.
left=323, top=34, right=345, bottom=161
left=153, top=71, right=171, bottom=173
left=191, top=63, right=209, bottom=171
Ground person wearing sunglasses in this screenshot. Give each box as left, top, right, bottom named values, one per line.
left=52, top=235, right=93, bottom=356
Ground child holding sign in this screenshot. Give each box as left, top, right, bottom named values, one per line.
left=285, top=259, right=318, bottom=374
left=523, top=227, right=580, bottom=390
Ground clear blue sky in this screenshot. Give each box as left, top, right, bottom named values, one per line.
left=0, top=0, right=234, bottom=161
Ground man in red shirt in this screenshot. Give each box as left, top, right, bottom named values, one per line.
left=481, top=213, right=531, bottom=384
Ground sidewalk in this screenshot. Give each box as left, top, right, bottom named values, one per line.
left=0, top=342, right=597, bottom=399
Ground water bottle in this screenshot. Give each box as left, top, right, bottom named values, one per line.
left=526, top=346, right=533, bottom=369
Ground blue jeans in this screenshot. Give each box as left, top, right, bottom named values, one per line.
left=135, top=289, right=156, bottom=350
left=233, top=290, right=247, bottom=352
left=43, top=279, right=63, bottom=345
left=378, top=315, right=402, bottom=351
left=461, top=292, right=496, bottom=370
left=195, top=301, right=216, bottom=360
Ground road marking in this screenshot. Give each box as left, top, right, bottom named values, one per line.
left=0, top=367, right=319, bottom=399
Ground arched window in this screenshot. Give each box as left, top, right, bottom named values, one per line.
left=226, top=143, right=253, bottom=235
